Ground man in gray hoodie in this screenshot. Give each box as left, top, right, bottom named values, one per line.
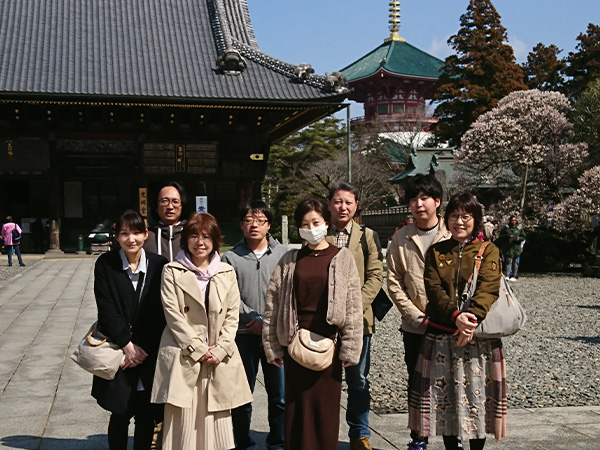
left=222, top=200, right=289, bottom=450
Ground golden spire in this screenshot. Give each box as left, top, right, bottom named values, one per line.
left=385, top=0, right=405, bottom=42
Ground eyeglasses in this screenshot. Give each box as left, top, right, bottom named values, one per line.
left=189, top=234, right=211, bottom=242
left=448, top=213, right=473, bottom=223
left=242, top=217, right=268, bottom=226
left=159, top=197, right=181, bottom=207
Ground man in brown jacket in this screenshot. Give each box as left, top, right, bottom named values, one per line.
left=327, top=182, right=383, bottom=450
left=386, top=174, right=450, bottom=450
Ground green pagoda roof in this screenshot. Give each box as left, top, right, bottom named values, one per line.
left=341, top=39, right=444, bottom=82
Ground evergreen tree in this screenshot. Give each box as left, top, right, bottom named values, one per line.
left=573, top=79, right=600, bottom=165
left=431, top=0, right=527, bottom=146
left=565, top=23, right=600, bottom=98
left=522, top=43, right=566, bottom=91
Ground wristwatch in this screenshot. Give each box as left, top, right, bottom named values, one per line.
left=186, top=345, right=195, bottom=354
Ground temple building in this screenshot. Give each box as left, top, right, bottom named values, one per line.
left=0, top=0, right=347, bottom=251
left=340, top=1, right=444, bottom=134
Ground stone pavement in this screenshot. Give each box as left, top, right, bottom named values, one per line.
left=1, top=257, right=600, bottom=449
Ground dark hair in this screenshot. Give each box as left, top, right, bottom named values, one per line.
left=6, top=216, right=12, bottom=222
left=238, top=200, right=273, bottom=223
left=294, top=198, right=330, bottom=226
left=115, top=210, right=147, bottom=234
left=404, top=174, right=443, bottom=203
left=152, top=181, right=189, bottom=222
left=327, top=181, right=359, bottom=201
left=181, top=212, right=223, bottom=255
left=444, top=192, right=483, bottom=236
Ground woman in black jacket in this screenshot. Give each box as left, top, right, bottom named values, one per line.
left=91, top=210, right=168, bottom=450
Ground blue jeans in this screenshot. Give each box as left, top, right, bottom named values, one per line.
left=7, top=245, right=24, bottom=266
left=232, top=334, right=285, bottom=450
left=345, top=334, right=372, bottom=439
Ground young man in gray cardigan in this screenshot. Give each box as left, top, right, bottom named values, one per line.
left=222, top=201, right=289, bottom=450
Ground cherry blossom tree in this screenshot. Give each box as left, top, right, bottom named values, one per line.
left=553, top=166, right=600, bottom=231
left=457, top=89, right=588, bottom=215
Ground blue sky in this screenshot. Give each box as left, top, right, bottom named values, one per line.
left=247, top=1, right=599, bottom=116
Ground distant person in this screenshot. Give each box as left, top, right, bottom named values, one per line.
left=409, top=192, right=506, bottom=450
left=483, top=216, right=494, bottom=241
left=262, top=198, right=363, bottom=450
left=406, top=216, right=414, bottom=225
left=91, top=210, right=168, bottom=450
left=222, top=201, right=289, bottom=450
left=326, top=182, right=383, bottom=450
left=1, top=216, right=25, bottom=267
left=386, top=174, right=450, bottom=450
left=144, top=182, right=189, bottom=261
left=151, top=213, right=252, bottom=450
left=498, top=215, right=526, bottom=281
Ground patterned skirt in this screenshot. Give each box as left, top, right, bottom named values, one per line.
left=408, top=333, right=507, bottom=441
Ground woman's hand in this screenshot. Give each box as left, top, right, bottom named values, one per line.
left=342, top=361, right=355, bottom=368
left=198, top=345, right=221, bottom=365
left=454, top=312, right=478, bottom=347
left=121, top=342, right=148, bottom=369
left=271, top=358, right=284, bottom=368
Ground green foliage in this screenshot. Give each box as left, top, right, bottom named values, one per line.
left=431, top=0, right=527, bottom=147
left=522, top=43, right=566, bottom=91
left=262, top=117, right=401, bottom=241
left=565, top=23, right=600, bottom=99
left=518, top=228, right=596, bottom=273
left=573, top=79, right=600, bottom=165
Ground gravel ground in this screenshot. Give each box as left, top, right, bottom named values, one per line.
left=368, top=274, right=600, bottom=413
left=0, top=253, right=44, bottom=282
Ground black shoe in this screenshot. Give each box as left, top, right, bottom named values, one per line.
left=20, top=263, right=26, bottom=267
left=8, top=264, right=12, bottom=267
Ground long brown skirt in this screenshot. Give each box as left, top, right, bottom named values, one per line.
left=284, top=347, right=343, bottom=450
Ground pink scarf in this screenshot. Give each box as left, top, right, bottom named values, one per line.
left=175, top=249, right=222, bottom=299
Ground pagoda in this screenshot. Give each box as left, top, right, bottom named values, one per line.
left=341, top=1, right=443, bottom=133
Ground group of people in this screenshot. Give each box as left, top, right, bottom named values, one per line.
left=91, top=175, right=508, bottom=450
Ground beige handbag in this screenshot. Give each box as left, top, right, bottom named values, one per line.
left=287, top=328, right=336, bottom=371
left=462, top=242, right=527, bottom=339
left=70, top=321, right=124, bottom=380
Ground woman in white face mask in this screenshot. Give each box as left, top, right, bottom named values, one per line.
left=262, top=198, right=363, bottom=450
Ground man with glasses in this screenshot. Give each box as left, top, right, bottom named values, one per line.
left=222, top=200, right=289, bottom=450
left=144, top=181, right=188, bottom=262
left=386, top=174, right=451, bottom=450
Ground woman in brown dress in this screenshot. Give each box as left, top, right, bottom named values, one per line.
left=262, top=198, right=363, bottom=450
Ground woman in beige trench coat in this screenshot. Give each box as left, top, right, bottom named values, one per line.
left=151, top=212, right=252, bottom=450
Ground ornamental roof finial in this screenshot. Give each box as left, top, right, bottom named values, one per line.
left=385, top=1, right=405, bottom=42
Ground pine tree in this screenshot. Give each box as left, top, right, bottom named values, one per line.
left=565, top=23, right=600, bottom=99
left=522, top=43, right=566, bottom=91
left=431, top=0, right=527, bottom=146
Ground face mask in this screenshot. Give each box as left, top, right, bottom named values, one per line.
left=298, top=223, right=328, bottom=245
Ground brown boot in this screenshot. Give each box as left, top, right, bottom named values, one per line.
left=350, top=436, right=372, bottom=450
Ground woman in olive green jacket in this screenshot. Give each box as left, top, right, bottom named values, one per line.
left=408, top=193, right=506, bottom=450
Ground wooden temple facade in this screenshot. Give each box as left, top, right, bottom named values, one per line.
left=0, top=0, right=347, bottom=251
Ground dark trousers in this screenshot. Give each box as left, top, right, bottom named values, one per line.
left=403, top=331, right=427, bottom=443
left=7, top=245, right=24, bottom=266
left=232, top=334, right=285, bottom=450
left=444, top=435, right=486, bottom=450
left=107, top=390, right=156, bottom=450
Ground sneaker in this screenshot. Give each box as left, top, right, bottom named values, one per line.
left=457, top=443, right=464, bottom=449
left=407, top=441, right=427, bottom=450
left=19, top=263, right=26, bottom=267
left=509, top=277, right=517, bottom=281
left=350, top=437, right=372, bottom=450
